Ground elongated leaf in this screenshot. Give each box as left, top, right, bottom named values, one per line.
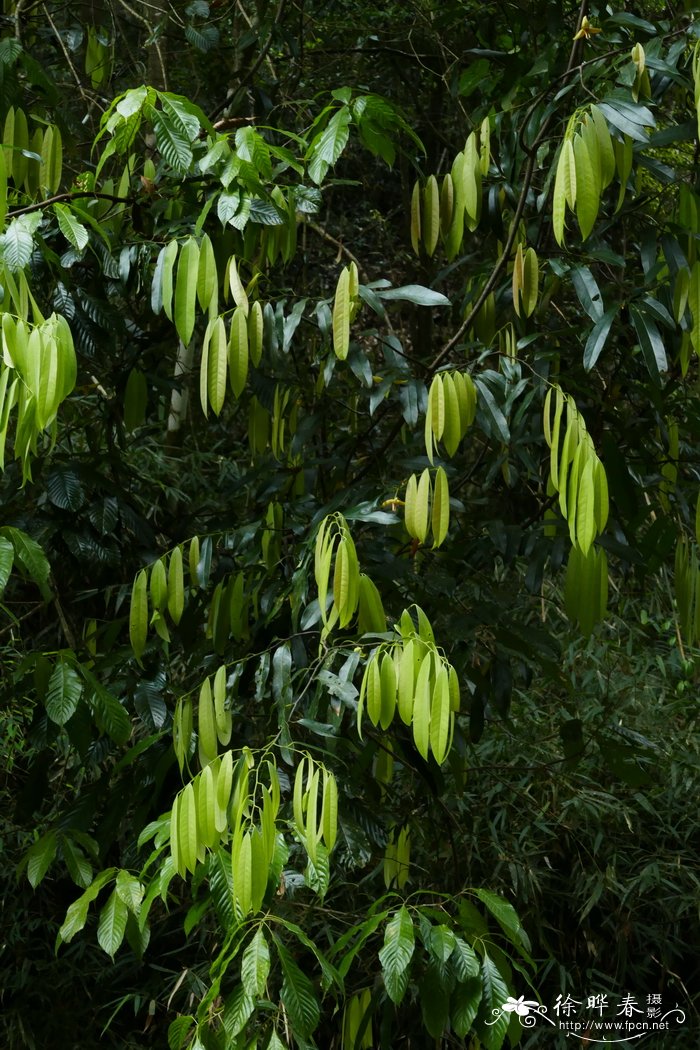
left=0, top=535, right=13, bottom=594
left=583, top=306, right=616, bottom=370
left=475, top=380, right=508, bottom=442
left=571, top=265, right=604, bottom=322
left=152, top=109, right=193, bottom=173
left=574, top=133, right=599, bottom=241
left=229, top=306, right=248, bottom=397
left=174, top=237, right=199, bottom=346
left=630, top=304, right=667, bottom=383
left=431, top=466, right=449, bottom=548
left=198, top=677, right=218, bottom=767
left=129, top=569, right=148, bottom=661
left=242, top=927, right=270, bottom=997
left=332, top=267, right=350, bottom=361
left=378, top=284, right=450, bottom=307
left=179, top=782, right=198, bottom=874
left=307, top=107, right=351, bottom=184
left=477, top=953, right=510, bottom=1050
left=54, top=203, right=88, bottom=251
left=379, top=907, right=415, bottom=1004
left=196, top=232, right=217, bottom=312
left=422, top=175, right=440, bottom=257
left=97, top=889, right=128, bottom=957
left=58, top=868, right=117, bottom=946
left=275, top=937, right=320, bottom=1038
left=430, top=665, right=450, bottom=763
left=207, top=316, right=227, bottom=414
left=46, top=660, right=83, bottom=724
left=26, top=830, right=57, bottom=888
left=1, top=527, right=49, bottom=597
left=412, top=653, right=432, bottom=760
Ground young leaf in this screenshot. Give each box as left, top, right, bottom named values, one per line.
left=431, top=466, right=450, bottom=548
left=174, top=236, right=200, bottom=346
left=129, top=569, right=148, bottom=661
left=422, top=175, right=440, bottom=257
left=332, top=266, right=350, bottom=361
left=97, top=889, right=128, bottom=957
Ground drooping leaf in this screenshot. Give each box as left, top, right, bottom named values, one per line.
left=97, top=888, right=128, bottom=957
left=46, top=660, right=83, bottom=725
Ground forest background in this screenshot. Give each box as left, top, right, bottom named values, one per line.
left=1, top=0, right=700, bottom=1048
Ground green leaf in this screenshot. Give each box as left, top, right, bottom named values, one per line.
left=475, top=380, right=509, bottom=442
left=241, top=927, right=271, bottom=998
left=378, top=906, right=415, bottom=1004
left=420, top=963, right=450, bottom=1038
left=275, top=937, right=320, bottom=1039
left=151, top=108, right=193, bottom=173
left=46, top=660, right=83, bottom=725
left=571, top=266, right=604, bottom=322
left=630, top=304, right=667, bottom=384
left=222, top=984, right=255, bottom=1039
left=377, top=285, right=451, bottom=306
left=88, top=685, right=131, bottom=745
left=451, top=937, right=480, bottom=980
left=174, top=236, right=200, bottom=346
left=307, top=107, right=352, bottom=184
left=115, top=870, right=144, bottom=913
left=1, top=527, right=52, bottom=600
left=54, top=203, right=89, bottom=251
left=0, top=535, right=14, bottom=594
left=3, top=217, right=34, bottom=271
left=476, top=953, right=510, bottom=1050
left=474, top=889, right=531, bottom=954
left=451, top=977, right=483, bottom=1039
left=168, top=1016, right=195, bottom=1050
left=129, top=568, right=149, bottom=661
left=97, top=888, right=128, bottom=957
left=57, top=868, right=117, bottom=947
left=583, top=307, right=616, bottom=370
left=598, top=101, right=649, bottom=142
left=26, top=830, right=57, bottom=888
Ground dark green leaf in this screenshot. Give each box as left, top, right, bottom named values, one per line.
left=46, top=661, right=83, bottom=725
left=583, top=307, right=616, bottom=370
left=630, top=304, right=667, bottom=383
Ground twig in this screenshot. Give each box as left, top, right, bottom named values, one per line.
left=304, top=219, right=368, bottom=283
left=7, top=191, right=132, bottom=219
left=42, top=4, right=91, bottom=107
left=113, top=0, right=169, bottom=90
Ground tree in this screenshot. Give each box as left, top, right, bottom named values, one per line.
left=1, top=1, right=699, bottom=1047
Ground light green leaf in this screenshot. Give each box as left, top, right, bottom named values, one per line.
left=97, top=888, right=128, bottom=957
left=307, top=107, right=351, bottom=184
left=54, top=203, right=88, bottom=250
left=174, top=236, right=200, bottom=346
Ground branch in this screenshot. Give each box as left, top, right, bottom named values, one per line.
left=304, top=220, right=368, bottom=283
left=7, top=191, right=133, bottom=219
left=42, top=3, right=91, bottom=108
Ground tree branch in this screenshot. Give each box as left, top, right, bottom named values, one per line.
left=7, top=191, right=132, bottom=219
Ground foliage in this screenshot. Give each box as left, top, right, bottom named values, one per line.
left=1, top=1, right=700, bottom=1048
